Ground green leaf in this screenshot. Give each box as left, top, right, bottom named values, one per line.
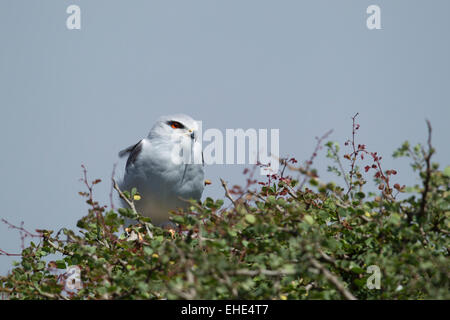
left=55, top=260, right=66, bottom=269
left=351, top=267, right=365, bottom=274
left=143, top=247, right=153, bottom=256
left=444, top=166, right=450, bottom=177
left=245, top=214, right=256, bottom=224
left=355, top=192, right=365, bottom=200
left=304, top=215, right=314, bottom=225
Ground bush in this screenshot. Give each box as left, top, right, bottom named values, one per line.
left=1, top=116, right=449, bottom=299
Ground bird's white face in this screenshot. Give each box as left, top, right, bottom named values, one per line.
left=148, top=114, right=201, bottom=150
left=147, top=114, right=202, bottom=165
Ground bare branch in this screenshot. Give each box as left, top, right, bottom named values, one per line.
left=419, top=120, right=434, bottom=220
left=112, top=178, right=138, bottom=215
left=220, top=178, right=237, bottom=207
left=0, top=249, right=21, bottom=257
left=299, top=129, right=333, bottom=189
left=46, top=239, right=74, bottom=256
left=231, top=268, right=297, bottom=277
left=109, top=163, right=118, bottom=210
left=309, top=258, right=357, bottom=300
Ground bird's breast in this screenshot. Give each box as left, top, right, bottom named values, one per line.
left=129, top=141, right=204, bottom=199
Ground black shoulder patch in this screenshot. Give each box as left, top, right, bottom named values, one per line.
left=124, top=140, right=143, bottom=171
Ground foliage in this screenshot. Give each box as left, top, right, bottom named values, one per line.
left=1, top=116, right=449, bottom=300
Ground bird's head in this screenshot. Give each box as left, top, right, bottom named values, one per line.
left=148, top=114, right=200, bottom=143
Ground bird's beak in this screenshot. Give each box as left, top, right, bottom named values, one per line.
left=188, top=129, right=196, bottom=141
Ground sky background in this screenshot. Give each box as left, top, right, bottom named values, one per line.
left=0, top=0, right=449, bottom=274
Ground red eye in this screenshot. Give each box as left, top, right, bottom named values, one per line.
left=169, top=121, right=184, bottom=129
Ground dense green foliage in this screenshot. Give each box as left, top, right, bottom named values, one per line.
left=1, top=119, right=449, bottom=300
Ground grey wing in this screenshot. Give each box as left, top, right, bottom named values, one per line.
left=118, top=140, right=144, bottom=171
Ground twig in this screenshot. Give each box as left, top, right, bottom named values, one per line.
left=32, top=283, right=68, bottom=300
left=109, top=163, right=118, bottom=210
left=0, top=249, right=21, bottom=256
left=1, top=219, right=42, bottom=237
left=279, top=157, right=288, bottom=178
left=46, top=239, right=74, bottom=256
left=419, top=120, right=433, bottom=220
left=309, top=257, right=356, bottom=300
left=112, top=178, right=138, bottom=215
left=347, top=113, right=359, bottom=195
left=0, top=219, right=43, bottom=254
left=299, top=129, right=333, bottom=189
left=328, top=143, right=350, bottom=189
left=231, top=268, right=297, bottom=277
left=220, top=178, right=237, bottom=207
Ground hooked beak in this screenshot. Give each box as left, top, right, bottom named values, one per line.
left=189, top=129, right=196, bottom=141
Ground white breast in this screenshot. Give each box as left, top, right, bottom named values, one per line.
left=120, top=138, right=204, bottom=225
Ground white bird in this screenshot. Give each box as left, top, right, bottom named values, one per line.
left=118, top=114, right=204, bottom=226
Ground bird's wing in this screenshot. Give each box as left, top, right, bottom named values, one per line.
left=118, top=140, right=144, bottom=171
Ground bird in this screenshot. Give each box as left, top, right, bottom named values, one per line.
left=118, top=114, right=204, bottom=226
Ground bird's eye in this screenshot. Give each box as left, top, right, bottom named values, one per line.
left=168, top=121, right=185, bottom=129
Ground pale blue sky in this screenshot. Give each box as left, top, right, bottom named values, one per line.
left=1, top=0, right=449, bottom=274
